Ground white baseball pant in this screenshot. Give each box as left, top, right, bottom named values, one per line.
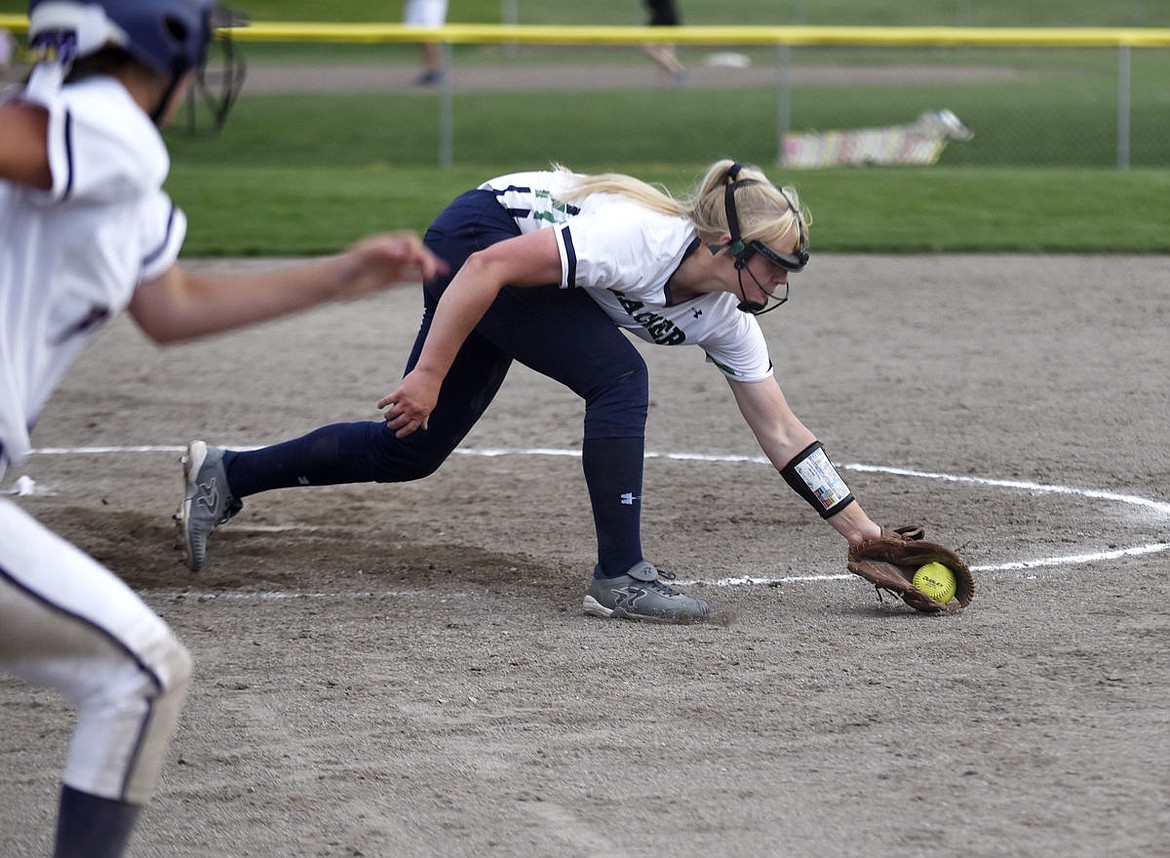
left=0, top=498, right=191, bottom=804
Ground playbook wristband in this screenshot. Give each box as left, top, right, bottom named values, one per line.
left=780, top=441, right=855, bottom=519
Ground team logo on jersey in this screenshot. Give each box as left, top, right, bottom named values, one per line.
left=612, top=292, right=686, bottom=345
left=501, top=187, right=580, bottom=224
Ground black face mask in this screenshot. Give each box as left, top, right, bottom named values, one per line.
left=722, top=163, right=809, bottom=315
left=733, top=262, right=791, bottom=316
left=178, top=5, right=247, bottom=135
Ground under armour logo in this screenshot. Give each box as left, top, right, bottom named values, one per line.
left=691, top=308, right=703, bottom=318
left=620, top=492, right=640, bottom=505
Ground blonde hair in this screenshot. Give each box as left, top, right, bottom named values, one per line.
left=553, top=159, right=809, bottom=251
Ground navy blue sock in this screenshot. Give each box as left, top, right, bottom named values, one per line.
left=54, top=785, right=141, bottom=858
left=224, top=422, right=393, bottom=498
left=582, top=436, right=645, bottom=577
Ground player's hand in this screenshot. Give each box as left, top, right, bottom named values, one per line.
left=378, top=368, right=441, bottom=437
left=335, top=232, right=447, bottom=300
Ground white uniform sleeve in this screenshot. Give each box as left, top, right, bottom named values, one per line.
left=553, top=200, right=683, bottom=293
left=139, top=197, right=187, bottom=281
left=31, top=78, right=169, bottom=206
left=695, top=307, right=774, bottom=382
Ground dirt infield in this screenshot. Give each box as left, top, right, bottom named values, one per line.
left=3, top=254, right=1168, bottom=857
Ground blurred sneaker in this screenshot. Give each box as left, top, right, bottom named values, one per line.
left=175, top=441, right=241, bottom=572
left=583, top=561, right=710, bottom=623
left=415, top=69, right=444, bottom=86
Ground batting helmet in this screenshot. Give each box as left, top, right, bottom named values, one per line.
left=27, top=0, right=244, bottom=129
left=28, top=0, right=218, bottom=75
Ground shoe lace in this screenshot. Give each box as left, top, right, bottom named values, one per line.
left=646, top=567, right=683, bottom=596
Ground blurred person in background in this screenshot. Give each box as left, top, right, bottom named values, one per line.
left=642, top=0, right=686, bottom=86
left=404, top=0, right=448, bottom=86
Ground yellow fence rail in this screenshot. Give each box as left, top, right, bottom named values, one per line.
left=3, top=17, right=1170, bottom=47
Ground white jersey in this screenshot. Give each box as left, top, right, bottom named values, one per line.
left=403, top=0, right=448, bottom=28
left=0, top=76, right=186, bottom=472
left=479, top=171, right=774, bottom=382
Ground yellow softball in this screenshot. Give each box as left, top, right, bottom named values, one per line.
left=912, top=562, right=957, bottom=604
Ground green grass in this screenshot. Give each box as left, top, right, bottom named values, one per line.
left=6, top=1, right=1167, bottom=254
left=169, top=163, right=1170, bottom=256
left=160, top=74, right=1170, bottom=255
left=167, top=57, right=1170, bottom=170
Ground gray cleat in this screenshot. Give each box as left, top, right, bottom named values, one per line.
left=175, top=441, right=242, bottom=572
left=583, top=561, right=710, bottom=623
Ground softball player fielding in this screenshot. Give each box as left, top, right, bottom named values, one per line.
left=0, top=2, right=441, bottom=855
left=179, top=162, right=887, bottom=623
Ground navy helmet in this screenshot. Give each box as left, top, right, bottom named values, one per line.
left=29, top=0, right=215, bottom=75
left=27, top=0, right=244, bottom=129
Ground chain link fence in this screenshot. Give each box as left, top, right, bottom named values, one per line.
left=1, top=13, right=1167, bottom=168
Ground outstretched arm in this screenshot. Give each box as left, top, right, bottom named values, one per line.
left=378, top=227, right=563, bottom=437
left=128, top=232, right=446, bottom=344
left=727, top=376, right=882, bottom=545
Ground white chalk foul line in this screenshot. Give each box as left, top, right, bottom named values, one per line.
left=842, top=461, right=1170, bottom=518
left=22, top=444, right=1170, bottom=581
left=457, top=448, right=1170, bottom=575
left=687, top=541, right=1170, bottom=588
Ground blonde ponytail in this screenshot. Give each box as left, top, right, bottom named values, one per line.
left=555, top=160, right=808, bottom=250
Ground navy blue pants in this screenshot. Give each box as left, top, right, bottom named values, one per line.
left=226, top=190, right=650, bottom=575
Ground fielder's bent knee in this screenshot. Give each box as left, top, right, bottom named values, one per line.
left=583, top=362, right=650, bottom=440
left=362, top=420, right=457, bottom=482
